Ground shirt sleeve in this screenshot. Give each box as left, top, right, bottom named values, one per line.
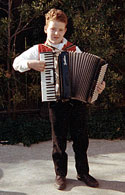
left=13, top=45, right=39, bottom=72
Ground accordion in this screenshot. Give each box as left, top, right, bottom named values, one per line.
left=40, top=51, right=108, bottom=103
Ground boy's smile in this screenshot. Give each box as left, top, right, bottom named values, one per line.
left=44, top=20, right=67, bottom=45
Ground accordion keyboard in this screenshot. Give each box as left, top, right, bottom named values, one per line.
left=40, top=51, right=108, bottom=103
left=40, top=52, right=56, bottom=101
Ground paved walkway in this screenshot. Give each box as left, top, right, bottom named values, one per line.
left=0, top=139, right=125, bottom=195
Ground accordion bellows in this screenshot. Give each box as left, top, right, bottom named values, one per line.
left=40, top=51, right=108, bottom=103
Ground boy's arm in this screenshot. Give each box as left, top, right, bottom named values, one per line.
left=27, top=60, right=45, bottom=72
left=13, top=45, right=45, bottom=72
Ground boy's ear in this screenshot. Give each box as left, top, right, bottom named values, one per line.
left=65, top=27, right=67, bottom=33
left=44, top=25, right=47, bottom=33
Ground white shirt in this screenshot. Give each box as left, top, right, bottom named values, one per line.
left=13, top=38, right=81, bottom=72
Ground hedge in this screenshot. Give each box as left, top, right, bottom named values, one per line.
left=0, top=107, right=124, bottom=146
left=88, top=107, right=125, bottom=140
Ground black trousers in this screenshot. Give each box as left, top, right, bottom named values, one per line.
left=48, top=100, right=89, bottom=177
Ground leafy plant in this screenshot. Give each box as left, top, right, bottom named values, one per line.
left=0, top=115, right=51, bottom=146
left=88, top=107, right=125, bottom=139
left=96, top=67, right=124, bottom=108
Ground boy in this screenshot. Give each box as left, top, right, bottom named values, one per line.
left=13, top=8, right=105, bottom=190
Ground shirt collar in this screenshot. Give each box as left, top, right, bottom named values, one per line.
left=45, top=38, right=67, bottom=50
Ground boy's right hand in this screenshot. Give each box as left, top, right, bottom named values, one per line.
left=27, top=60, right=45, bottom=72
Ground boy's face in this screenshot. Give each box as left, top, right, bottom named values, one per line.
left=44, top=20, right=67, bottom=44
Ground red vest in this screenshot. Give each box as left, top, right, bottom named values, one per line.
left=38, top=41, right=76, bottom=54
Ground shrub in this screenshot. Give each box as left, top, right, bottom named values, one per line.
left=87, top=107, right=125, bottom=139
left=0, top=115, right=51, bottom=146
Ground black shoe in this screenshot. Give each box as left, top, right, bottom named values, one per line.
left=77, top=174, right=99, bottom=188
left=55, top=175, right=66, bottom=190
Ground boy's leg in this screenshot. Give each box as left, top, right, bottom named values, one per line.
left=48, top=101, right=71, bottom=178
left=70, top=100, right=99, bottom=187
left=70, top=100, right=89, bottom=175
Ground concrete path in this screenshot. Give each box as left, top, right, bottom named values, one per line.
left=0, top=139, right=125, bottom=195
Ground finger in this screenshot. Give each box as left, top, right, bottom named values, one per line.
left=101, top=81, right=106, bottom=88
left=96, top=85, right=102, bottom=93
left=40, top=65, right=45, bottom=72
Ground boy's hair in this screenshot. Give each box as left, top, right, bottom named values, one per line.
left=45, top=8, right=68, bottom=26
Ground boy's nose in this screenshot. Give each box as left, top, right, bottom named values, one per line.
left=55, top=31, right=58, bottom=35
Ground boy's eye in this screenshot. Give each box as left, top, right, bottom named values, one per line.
left=50, top=28, right=64, bottom=32
left=51, top=28, right=55, bottom=31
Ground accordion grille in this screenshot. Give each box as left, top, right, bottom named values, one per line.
left=68, top=52, right=100, bottom=102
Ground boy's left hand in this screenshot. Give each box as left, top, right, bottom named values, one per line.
left=97, top=81, right=106, bottom=94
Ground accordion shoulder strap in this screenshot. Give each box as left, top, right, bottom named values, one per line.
left=38, top=44, right=53, bottom=60
left=62, top=41, right=76, bottom=51
left=38, top=41, right=76, bottom=56
left=38, top=44, right=52, bottom=53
